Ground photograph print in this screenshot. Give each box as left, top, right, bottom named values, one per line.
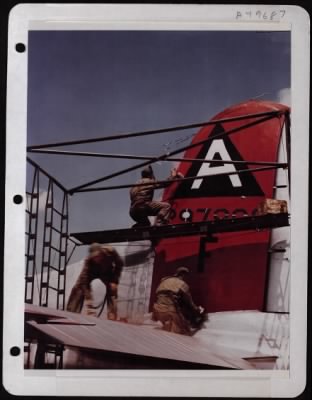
left=23, top=28, right=292, bottom=371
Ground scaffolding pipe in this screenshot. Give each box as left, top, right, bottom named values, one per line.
left=74, top=164, right=287, bottom=193
left=284, top=111, right=291, bottom=193
left=27, top=157, right=69, bottom=193
left=27, top=110, right=281, bottom=151
left=69, top=113, right=280, bottom=193
left=28, top=148, right=288, bottom=168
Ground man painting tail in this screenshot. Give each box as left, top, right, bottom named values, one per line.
left=129, top=165, right=183, bottom=227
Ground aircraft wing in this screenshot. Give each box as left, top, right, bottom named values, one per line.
left=25, top=304, right=255, bottom=370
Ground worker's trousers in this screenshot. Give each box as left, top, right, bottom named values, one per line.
left=152, top=303, right=192, bottom=335
left=130, top=200, right=171, bottom=226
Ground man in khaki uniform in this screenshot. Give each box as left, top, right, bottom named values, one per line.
left=152, top=267, right=205, bottom=335
left=129, top=165, right=183, bottom=226
left=67, top=243, right=124, bottom=320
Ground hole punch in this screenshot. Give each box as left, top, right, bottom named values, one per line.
left=13, top=194, right=23, bottom=204
left=10, top=346, right=21, bottom=356
left=15, top=43, right=26, bottom=53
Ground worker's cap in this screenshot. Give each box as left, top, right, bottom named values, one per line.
left=174, top=266, right=190, bottom=276
left=89, top=242, right=102, bottom=254
left=141, top=165, right=154, bottom=178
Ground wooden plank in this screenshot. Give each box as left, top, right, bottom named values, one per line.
left=71, top=213, right=289, bottom=244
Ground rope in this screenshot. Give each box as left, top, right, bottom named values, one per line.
left=97, top=294, right=107, bottom=318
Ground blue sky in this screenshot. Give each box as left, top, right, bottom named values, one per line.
left=26, top=30, right=290, bottom=261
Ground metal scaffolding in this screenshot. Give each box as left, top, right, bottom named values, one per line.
left=39, top=181, right=69, bottom=309
left=25, top=167, right=39, bottom=305
left=25, top=105, right=291, bottom=313
left=26, top=159, right=71, bottom=310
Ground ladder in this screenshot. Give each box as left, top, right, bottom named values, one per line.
left=25, top=168, right=39, bottom=304
left=39, top=180, right=69, bottom=310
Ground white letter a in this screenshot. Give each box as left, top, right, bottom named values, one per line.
left=192, top=139, right=242, bottom=189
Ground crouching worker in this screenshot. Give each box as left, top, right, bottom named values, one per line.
left=129, top=165, right=183, bottom=227
left=152, top=267, right=206, bottom=335
left=66, top=243, right=124, bottom=320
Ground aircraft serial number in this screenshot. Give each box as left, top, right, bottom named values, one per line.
left=171, top=207, right=258, bottom=223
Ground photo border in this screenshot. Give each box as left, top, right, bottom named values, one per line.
left=3, top=4, right=310, bottom=397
